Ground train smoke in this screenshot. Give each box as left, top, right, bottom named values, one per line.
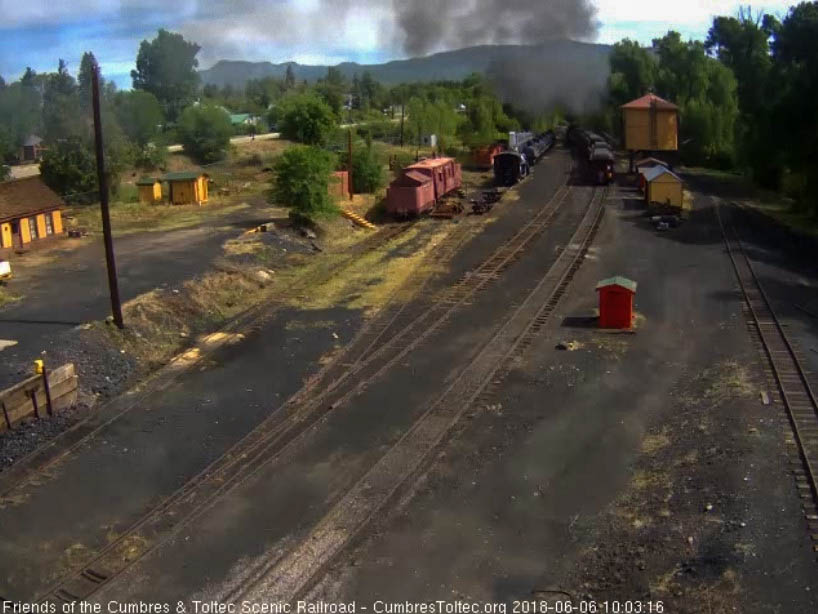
left=392, top=0, right=599, bottom=56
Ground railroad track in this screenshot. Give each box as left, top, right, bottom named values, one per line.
left=236, top=185, right=608, bottom=602
left=0, top=220, right=419, bottom=501
left=18, top=163, right=575, bottom=604
left=716, top=202, right=818, bottom=549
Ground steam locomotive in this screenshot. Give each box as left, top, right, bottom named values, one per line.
left=492, top=131, right=556, bottom=187
left=566, top=126, right=615, bottom=185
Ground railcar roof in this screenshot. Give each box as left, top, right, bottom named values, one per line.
left=407, top=157, right=456, bottom=170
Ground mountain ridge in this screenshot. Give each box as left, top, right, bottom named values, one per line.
left=198, top=40, right=613, bottom=89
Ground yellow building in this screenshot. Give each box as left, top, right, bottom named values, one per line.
left=162, top=172, right=209, bottom=205
left=136, top=177, right=163, bottom=203
left=0, top=177, right=65, bottom=251
left=643, top=166, right=683, bottom=207
left=621, top=94, right=679, bottom=152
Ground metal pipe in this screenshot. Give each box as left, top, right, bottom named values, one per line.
left=91, top=55, right=124, bottom=329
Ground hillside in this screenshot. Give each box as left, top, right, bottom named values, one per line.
left=199, top=40, right=612, bottom=91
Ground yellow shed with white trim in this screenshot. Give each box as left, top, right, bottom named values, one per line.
left=643, top=166, right=683, bottom=208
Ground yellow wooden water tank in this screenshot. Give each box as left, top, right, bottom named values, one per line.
left=622, top=94, right=679, bottom=152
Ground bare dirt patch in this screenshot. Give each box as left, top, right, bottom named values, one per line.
left=563, top=359, right=783, bottom=613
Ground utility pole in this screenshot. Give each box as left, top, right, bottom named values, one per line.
left=91, top=55, right=124, bottom=329
left=347, top=129, right=354, bottom=200
left=400, top=101, right=405, bottom=148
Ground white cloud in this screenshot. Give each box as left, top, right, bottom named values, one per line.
left=594, top=0, right=793, bottom=24
left=594, top=0, right=795, bottom=43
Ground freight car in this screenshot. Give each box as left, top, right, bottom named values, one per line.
left=385, top=157, right=462, bottom=217
left=493, top=151, right=529, bottom=186
left=472, top=142, right=506, bottom=170
left=522, top=131, right=556, bottom=166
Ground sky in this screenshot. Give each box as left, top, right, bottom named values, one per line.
left=0, top=0, right=799, bottom=90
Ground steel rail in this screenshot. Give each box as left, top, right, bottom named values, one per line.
left=235, top=185, right=608, bottom=602
left=716, top=202, right=818, bottom=523
left=31, top=167, right=575, bottom=605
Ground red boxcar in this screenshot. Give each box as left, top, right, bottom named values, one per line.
left=386, top=157, right=462, bottom=217
left=472, top=143, right=504, bottom=170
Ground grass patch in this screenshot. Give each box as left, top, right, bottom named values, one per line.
left=683, top=166, right=818, bottom=237
left=739, top=199, right=818, bottom=238
left=286, top=222, right=451, bottom=313
left=105, top=268, right=265, bottom=372
left=65, top=200, right=257, bottom=237
left=702, top=360, right=755, bottom=402
left=641, top=429, right=671, bottom=454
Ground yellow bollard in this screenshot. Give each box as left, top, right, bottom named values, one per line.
left=33, top=359, right=44, bottom=375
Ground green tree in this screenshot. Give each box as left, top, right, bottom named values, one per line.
left=771, top=1, right=818, bottom=210
left=132, top=29, right=201, bottom=120
left=607, top=39, right=657, bottom=107
left=706, top=10, right=780, bottom=184
left=42, top=59, right=83, bottom=143
left=20, top=68, right=37, bottom=88
left=114, top=90, right=164, bottom=146
left=77, top=52, right=96, bottom=114
left=274, top=92, right=337, bottom=145
left=284, top=64, right=296, bottom=90
left=407, top=96, right=462, bottom=150
left=0, top=81, right=41, bottom=148
left=315, top=67, right=347, bottom=115
left=350, top=146, right=385, bottom=193
left=176, top=103, right=232, bottom=163
left=39, top=137, right=98, bottom=201
left=272, top=146, right=337, bottom=222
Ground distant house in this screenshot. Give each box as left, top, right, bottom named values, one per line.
left=0, top=177, right=65, bottom=251
left=19, top=135, right=45, bottom=163
left=229, top=113, right=259, bottom=126
left=161, top=172, right=209, bottom=206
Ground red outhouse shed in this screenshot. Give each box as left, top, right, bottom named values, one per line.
left=596, top=276, right=637, bottom=329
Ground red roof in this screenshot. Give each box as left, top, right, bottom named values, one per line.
left=407, top=157, right=456, bottom=170
left=621, top=94, right=678, bottom=111
left=392, top=170, right=432, bottom=187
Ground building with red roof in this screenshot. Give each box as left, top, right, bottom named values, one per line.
left=621, top=93, right=679, bottom=152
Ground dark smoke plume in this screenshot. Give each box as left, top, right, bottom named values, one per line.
left=485, top=42, right=611, bottom=115
left=392, top=0, right=598, bottom=56
left=387, top=0, right=604, bottom=114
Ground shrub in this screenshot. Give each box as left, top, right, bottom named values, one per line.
left=272, top=146, right=338, bottom=222
left=272, top=93, right=337, bottom=146
left=350, top=147, right=385, bottom=193
left=133, top=142, right=168, bottom=170
left=177, top=103, right=233, bottom=163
